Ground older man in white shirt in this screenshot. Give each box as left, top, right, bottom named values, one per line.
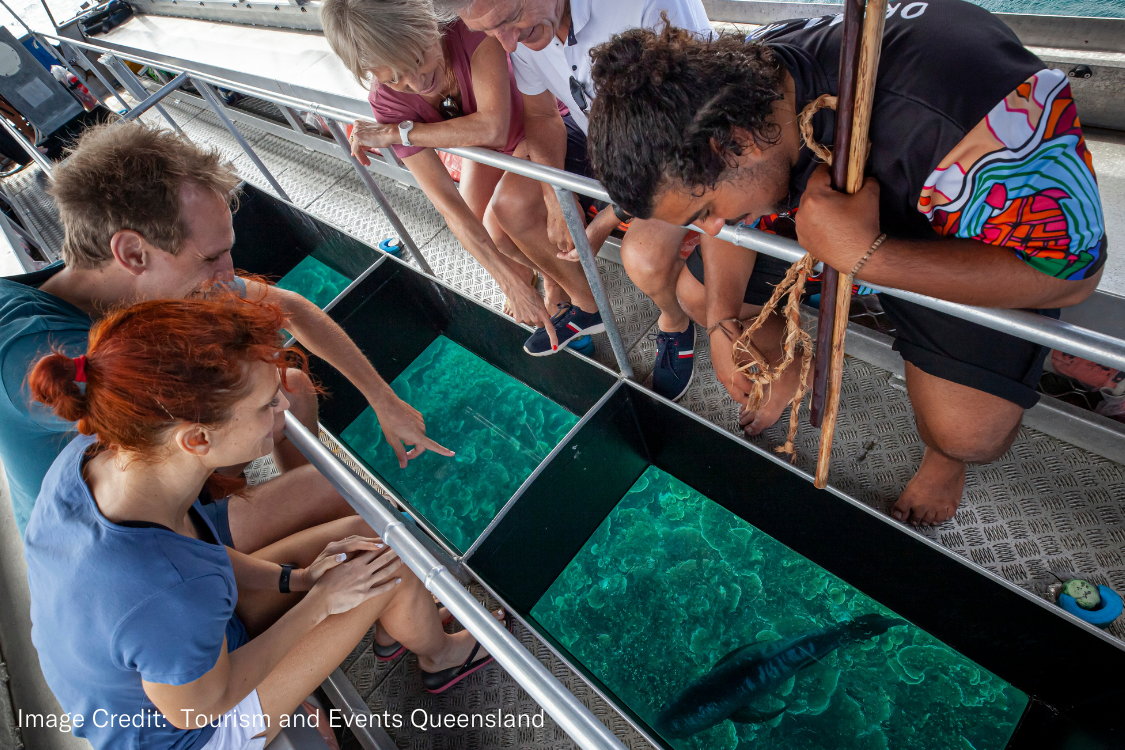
left=442, top=0, right=718, bottom=401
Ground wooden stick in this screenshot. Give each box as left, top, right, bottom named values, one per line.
left=810, top=0, right=864, bottom=428
left=814, top=0, right=887, bottom=489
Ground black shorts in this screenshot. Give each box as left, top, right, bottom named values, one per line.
left=562, top=114, right=608, bottom=217
left=686, top=247, right=1056, bottom=409
left=686, top=246, right=821, bottom=305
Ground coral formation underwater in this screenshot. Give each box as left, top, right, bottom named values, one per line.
left=340, top=336, right=577, bottom=553
left=276, top=255, right=352, bottom=308
left=532, top=466, right=1028, bottom=750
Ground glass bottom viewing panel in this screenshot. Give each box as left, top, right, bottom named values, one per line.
left=339, top=336, right=578, bottom=554
left=276, top=255, right=353, bottom=308
left=531, top=466, right=1028, bottom=750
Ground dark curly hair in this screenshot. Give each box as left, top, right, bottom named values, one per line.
left=588, top=22, right=786, bottom=219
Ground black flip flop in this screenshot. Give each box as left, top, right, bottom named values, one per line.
left=421, top=611, right=510, bottom=693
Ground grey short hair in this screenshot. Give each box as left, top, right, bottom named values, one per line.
left=431, top=0, right=473, bottom=13
left=321, top=0, right=450, bottom=86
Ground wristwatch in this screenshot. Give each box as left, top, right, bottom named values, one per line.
left=398, top=120, right=414, bottom=147
left=279, top=563, right=294, bottom=594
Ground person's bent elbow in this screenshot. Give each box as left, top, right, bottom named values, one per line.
left=482, top=121, right=508, bottom=151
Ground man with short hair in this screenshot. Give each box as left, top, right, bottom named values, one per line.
left=587, top=1, right=1106, bottom=525
left=0, top=122, right=452, bottom=544
left=443, top=0, right=729, bottom=401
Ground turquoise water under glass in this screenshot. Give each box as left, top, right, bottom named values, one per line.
left=340, top=336, right=578, bottom=553
left=276, top=255, right=352, bottom=309
left=532, top=466, right=1028, bottom=750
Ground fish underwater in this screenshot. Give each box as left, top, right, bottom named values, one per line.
left=654, top=614, right=908, bottom=739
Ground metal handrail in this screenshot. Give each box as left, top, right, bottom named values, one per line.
left=282, top=413, right=627, bottom=750
left=34, top=31, right=1125, bottom=372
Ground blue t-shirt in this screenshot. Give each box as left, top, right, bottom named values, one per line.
left=24, top=434, right=249, bottom=750
left=0, top=265, right=89, bottom=535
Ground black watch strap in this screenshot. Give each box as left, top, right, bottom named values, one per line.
left=612, top=204, right=632, bottom=223
left=279, top=563, right=294, bottom=594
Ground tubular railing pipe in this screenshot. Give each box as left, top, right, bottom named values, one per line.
left=122, top=71, right=190, bottom=122
left=191, top=77, right=294, bottom=203
left=0, top=117, right=53, bottom=175
left=281, top=413, right=628, bottom=750
left=99, top=53, right=183, bottom=134
left=716, top=224, right=1125, bottom=372
left=43, top=32, right=1125, bottom=371
left=554, top=186, right=634, bottom=378
left=446, top=146, right=611, bottom=203
left=320, top=117, right=435, bottom=277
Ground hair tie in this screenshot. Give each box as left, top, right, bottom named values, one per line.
left=73, top=355, right=87, bottom=384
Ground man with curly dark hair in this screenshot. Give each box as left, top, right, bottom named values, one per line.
left=588, top=0, right=1106, bottom=526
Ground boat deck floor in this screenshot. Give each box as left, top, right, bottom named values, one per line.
left=4, top=95, right=1125, bottom=749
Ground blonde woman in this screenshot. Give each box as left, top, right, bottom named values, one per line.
left=324, top=0, right=596, bottom=353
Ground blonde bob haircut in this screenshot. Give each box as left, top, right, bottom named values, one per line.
left=321, top=0, right=450, bottom=87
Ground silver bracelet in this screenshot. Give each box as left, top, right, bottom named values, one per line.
left=851, top=233, right=887, bottom=279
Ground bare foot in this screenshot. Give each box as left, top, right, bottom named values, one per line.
left=416, top=608, right=505, bottom=673
left=891, top=447, right=966, bottom=526
left=738, top=352, right=814, bottom=436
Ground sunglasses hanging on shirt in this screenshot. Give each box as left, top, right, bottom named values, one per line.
left=439, top=95, right=463, bottom=121
left=569, top=76, right=590, bottom=113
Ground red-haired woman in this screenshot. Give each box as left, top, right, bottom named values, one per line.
left=22, top=294, right=502, bottom=750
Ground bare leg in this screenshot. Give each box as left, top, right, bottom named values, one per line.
left=490, top=146, right=596, bottom=312
left=460, top=158, right=538, bottom=288
left=255, top=571, right=493, bottom=743
left=235, top=515, right=376, bottom=635
left=620, top=219, right=689, bottom=334
left=225, top=465, right=356, bottom=553
left=892, top=362, right=1023, bottom=526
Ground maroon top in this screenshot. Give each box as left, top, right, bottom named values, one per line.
left=370, top=20, right=526, bottom=160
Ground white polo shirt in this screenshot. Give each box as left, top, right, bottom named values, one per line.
left=511, top=0, right=713, bottom=134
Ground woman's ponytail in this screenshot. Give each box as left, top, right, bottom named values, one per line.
left=28, top=352, right=90, bottom=429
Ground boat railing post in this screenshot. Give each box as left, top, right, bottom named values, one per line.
left=190, top=77, right=294, bottom=204
left=320, top=116, right=436, bottom=277
left=282, top=413, right=628, bottom=750
left=552, top=185, right=634, bottom=379
left=121, top=71, right=190, bottom=123
left=99, top=54, right=184, bottom=135
left=278, top=104, right=308, bottom=135
left=60, top=41, right=131, bottom=113
left=0, top=117, right=53, bottom=175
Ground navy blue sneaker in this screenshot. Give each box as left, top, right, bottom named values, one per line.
left=651, top=325, right=695, bottom=401
left=523, top=304, right=605, bottom=356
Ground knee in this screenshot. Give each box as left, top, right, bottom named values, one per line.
left=490, top=183, right=540, bottom=238
left=620, top=232, right=676, bottom=284
left=283, top=368, right=318, bottom=420
left=921, top=411, right=1021, bottom=464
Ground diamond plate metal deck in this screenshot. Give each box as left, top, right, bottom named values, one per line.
left=6, top=99, right=1125, bottom=750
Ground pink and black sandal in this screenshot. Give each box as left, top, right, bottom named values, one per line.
left=421, top=610, right=510, bottom=694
